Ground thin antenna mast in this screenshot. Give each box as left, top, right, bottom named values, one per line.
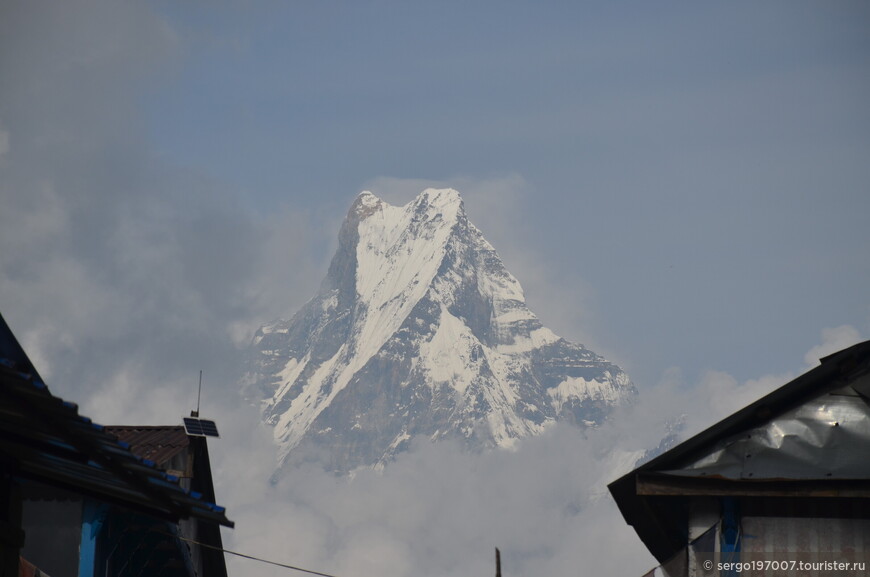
left=184, top=369, right=220, bottom=438
left=193, top=370, right=202, bottom=417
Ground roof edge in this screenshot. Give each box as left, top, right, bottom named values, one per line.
left=608, top=340, right=870, bottom=562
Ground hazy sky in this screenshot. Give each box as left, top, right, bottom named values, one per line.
left=1, top=2, right=869, bottom=576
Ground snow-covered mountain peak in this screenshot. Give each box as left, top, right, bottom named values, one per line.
left=351, top=188, right=464, bottom=221
left=351, top=188, right=467, bottom=317
left=351, top=190, right=383, bottom=214
left=246, top=188, right=636, bottom=474
left=414, top=187, right=463, bottom=210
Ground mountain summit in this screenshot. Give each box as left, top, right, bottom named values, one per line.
left=246, top=189, right=636, bottom=473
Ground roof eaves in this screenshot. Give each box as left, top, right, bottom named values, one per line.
left=608, top=340, right=870, bottom=562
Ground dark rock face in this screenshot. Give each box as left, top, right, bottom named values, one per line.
left=245, top=189, right=636, bottom=474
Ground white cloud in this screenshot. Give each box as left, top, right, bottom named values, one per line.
left=208, top=325, right=859, bottom=577
left=0, top=0, right=331, bottom=423
left=220, top=323, right=858, bottom=576
left=219, top=427, right=658, bottom=577
left=803, top=325, right=863, bottom=367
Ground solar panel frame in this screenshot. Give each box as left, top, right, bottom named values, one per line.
left=199, top=419, right=219, bottom=437
left=183, top=417, right=220, bottom=438
left=182, top=417, right=202, bottom=436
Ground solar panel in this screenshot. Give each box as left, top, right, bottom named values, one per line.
left=183, top=417, right=220, bottom=438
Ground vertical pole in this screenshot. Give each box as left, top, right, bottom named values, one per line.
left=195, top=370, right=203, bottom=417
left=78, top=500, right=97, bottom=577
left=720, top=497, right=741, bottom=577
left=495, top=547, right=501, bottom=577
left=78, top=500, right=108, bottom=577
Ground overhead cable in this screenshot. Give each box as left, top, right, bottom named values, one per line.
left=165, top=531, right=342, bottom=577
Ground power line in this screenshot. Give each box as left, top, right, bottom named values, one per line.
left=165, top=531, right=343, bottom=577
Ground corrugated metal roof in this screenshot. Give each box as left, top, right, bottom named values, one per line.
left=105, top=426, right=190, bottom=468
left=608, top=339, right=870, bottom=563
left=0, top=313, right=233, bottom=528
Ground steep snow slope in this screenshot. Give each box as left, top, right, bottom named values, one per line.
left=246, top=189, right=636, bottom=473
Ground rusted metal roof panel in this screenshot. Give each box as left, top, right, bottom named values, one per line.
left=105, top=426, right=189, bottom=468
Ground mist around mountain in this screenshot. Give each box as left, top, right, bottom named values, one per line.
left=245, top=189, right=636, bottom=474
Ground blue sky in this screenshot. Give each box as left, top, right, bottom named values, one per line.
left=148, top=2, right=870, bottom=204
left=1, top=2, right=869, bottom=575
left=141, top=0, right=870, bottom=385
left=1, top=0, right=868, bottom=442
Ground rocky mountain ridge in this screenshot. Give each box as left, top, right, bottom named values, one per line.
left=245, top=189, right=636, bottom=473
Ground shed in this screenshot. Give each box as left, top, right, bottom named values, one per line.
left=609, top=341, right=870, bottom=576
left=104, top=425, right=229, bottom=577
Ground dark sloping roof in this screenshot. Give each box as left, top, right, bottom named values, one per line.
left=0, top=313, right=233, bottom=528
left=0, top=314, right=44, bottom=386
left=105, top=426, right=190, bottom=467
left=608, top=339, right=870, bottom=562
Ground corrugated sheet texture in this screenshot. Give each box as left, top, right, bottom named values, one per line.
left=609, top=340, right=870, bottom=564
left=743, top=517, right=870, bottom=555
left=105, top=426, right=189, bottom=468
left=667, top=383, right=870, bottom=480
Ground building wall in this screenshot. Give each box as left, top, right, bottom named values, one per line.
left=742, top=517, right=870, bottom=555
left=20, top=486, right=82, bottom=577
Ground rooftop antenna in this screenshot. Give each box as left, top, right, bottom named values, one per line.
left=192, top=369, right=203, bottom=418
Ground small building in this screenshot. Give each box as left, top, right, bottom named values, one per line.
left=609, top=341, right=870, bottom=576
left=103, top=425, right=228, bottom=577
left=0, top=313, right=233, bottom=577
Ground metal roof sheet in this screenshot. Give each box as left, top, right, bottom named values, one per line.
left=608, top=339, right=870, bottom=563
left=105, top=426, right=190, bottom=468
